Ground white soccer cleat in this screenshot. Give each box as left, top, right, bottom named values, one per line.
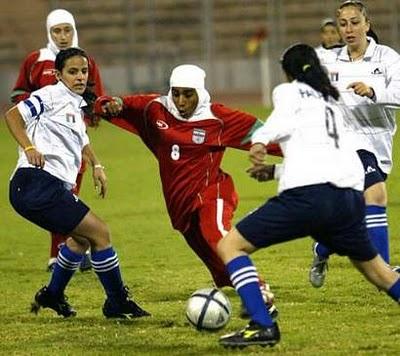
left=309, top=243, right=329, bottom=288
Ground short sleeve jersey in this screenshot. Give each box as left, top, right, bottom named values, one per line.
left=15, top=81, right=89, bottom=188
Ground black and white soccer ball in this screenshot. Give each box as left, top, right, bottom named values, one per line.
left=186, top=287, right=232, bottom=330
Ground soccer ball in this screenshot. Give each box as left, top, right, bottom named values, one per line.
left=186, top=287, right=232, bottom=330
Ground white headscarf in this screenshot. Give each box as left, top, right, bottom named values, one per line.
left=46, top=9, right=79, bottom=55
left=165, top=64, right=216, bottom=121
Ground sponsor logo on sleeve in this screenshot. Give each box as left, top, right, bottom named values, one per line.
left=43, top=68, right=57, bottom=76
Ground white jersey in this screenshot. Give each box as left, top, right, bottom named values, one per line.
left=318, top=38, right=400, bottom=174
left=252, top=81, right=364, bottom=194
left=314, top=45, right=333, bottom=60
left=14, top=81, right=89, bottom=188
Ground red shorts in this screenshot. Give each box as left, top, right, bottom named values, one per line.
left=182, top=186, right=238, bottom=288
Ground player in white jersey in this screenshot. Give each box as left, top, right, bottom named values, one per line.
left=216, top=44, right=400, bottom=349
left=5, top=47, right=149, bottom=319
left=310, top=0, right=400, bottom=288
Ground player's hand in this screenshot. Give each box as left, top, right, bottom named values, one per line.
left=249, top=143, right=267, bottom=165
left=92, top=165, right=107, bottom=198
left=247, top=164, right=275, bottom=182
left=102, top=97, right=123, bottom=116
left=25, top=147, right=45, bottom=168
left=347, top=82, right=375, bottom=98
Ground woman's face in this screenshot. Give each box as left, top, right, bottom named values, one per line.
left=337, top=5, right=369, bottom=49
left=320, top=24, right=341, bottom=48
left=56, top=55, right=88, bottom=95
left=50, top=23, right=74, bottom=49
left=171, top=87, right=199, bottom=119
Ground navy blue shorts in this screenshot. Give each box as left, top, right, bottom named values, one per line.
left=236, top=183, right=377, bottom=261
left=357, top=149, right=387, bottom=189
left=9, top=168, right=90, bottom=235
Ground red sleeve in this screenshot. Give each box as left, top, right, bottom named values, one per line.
left=95, top=94, right=159, bottom=135
left=10, top=51, right=40, bottom=104
left=212, top=103, right=259, bottom=149
left=88, top=56, right=105, bottom=97
left=265, top=143, right=282, bottom=157
left=211, top=103, right=282, bottom=156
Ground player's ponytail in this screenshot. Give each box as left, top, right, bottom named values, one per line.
left=281, top=43, right=339, bottom=101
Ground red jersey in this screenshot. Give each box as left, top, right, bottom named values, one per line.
left=98, top=95, right=281, bottom=232
left=11, top=48, right=104, bottom=104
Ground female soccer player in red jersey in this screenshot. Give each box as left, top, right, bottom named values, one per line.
left=95, top=64, right=281, bottom=317
left=11, top=9, right=105, bottom=271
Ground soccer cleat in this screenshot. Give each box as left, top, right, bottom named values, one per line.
left=31, top=286, right=76, bottom=318
left=309, top=243, right=329, bottom=288
left=102, top=286, right=151, bottom=319
left=219, top=321, right=280, bottom=348
left=46, top=257, right=57, bottom=272
left=79, top=251, right=92, bottom=272
left=240, top=283, right=279, bottom=321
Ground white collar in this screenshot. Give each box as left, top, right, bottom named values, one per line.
left=338, top=37, right=377, bottom=62
left=56, top=81, right=87, bottom=108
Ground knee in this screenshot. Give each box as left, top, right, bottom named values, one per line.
left=66, top=237, right=88, bottom=254
left=217, top=233, right=239, bottom=263
left=216, top=238, right=226, bottom=259
left=96, top=221, right=111, bottom=246
left=364, top=184, right=387, bottom=206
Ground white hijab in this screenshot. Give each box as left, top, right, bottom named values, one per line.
left=165, top=64, right=216, bottom=121
left=46, top=9, right=79, bottom=55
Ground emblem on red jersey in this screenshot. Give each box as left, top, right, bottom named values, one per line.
left=156, top=120, right=169, bottom=129
left=192, top=128, right=206, bottom=144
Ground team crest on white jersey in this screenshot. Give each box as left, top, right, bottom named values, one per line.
left=192, top=128, right=206, bottom=144
left=156, top=120, right=169, bottom=129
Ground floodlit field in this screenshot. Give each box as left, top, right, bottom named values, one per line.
left=0, top=106, right=399, bottom=355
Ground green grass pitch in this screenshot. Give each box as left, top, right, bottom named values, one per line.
left=0, top=106, right=399, bottom=355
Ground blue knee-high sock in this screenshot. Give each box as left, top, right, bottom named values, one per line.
left=366, top=205, right=389, bottom=263
left=227, top=255, right=273, bottom=327
left=315, top=242, right=331, bottom=259
left=387, top=278, right=400, bottom=304
left=91, top=247, right=124, bottom=300
left=48, top=245, right=83, bottom=296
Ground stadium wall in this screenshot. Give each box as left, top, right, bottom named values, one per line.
left=1, top=0, right=399, bottom=108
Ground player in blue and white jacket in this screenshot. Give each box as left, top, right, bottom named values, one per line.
left=216, top=43, right=400, bottom=349
left=5, top=47, right=149, bottom=319
left=311, top=1, right=400, bottom=287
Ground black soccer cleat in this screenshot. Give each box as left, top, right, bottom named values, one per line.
left=219, top=321, right=280, bottom=349
left=102, top=286, right=151, bottom=319
left=31, top=286, right=76, bottom=318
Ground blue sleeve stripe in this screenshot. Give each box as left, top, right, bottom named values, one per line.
left=24, top=99, right=37, bottom=117
left=23, top=95, right=44, bottom=118
left=33, top=95, right=44, bottom=115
